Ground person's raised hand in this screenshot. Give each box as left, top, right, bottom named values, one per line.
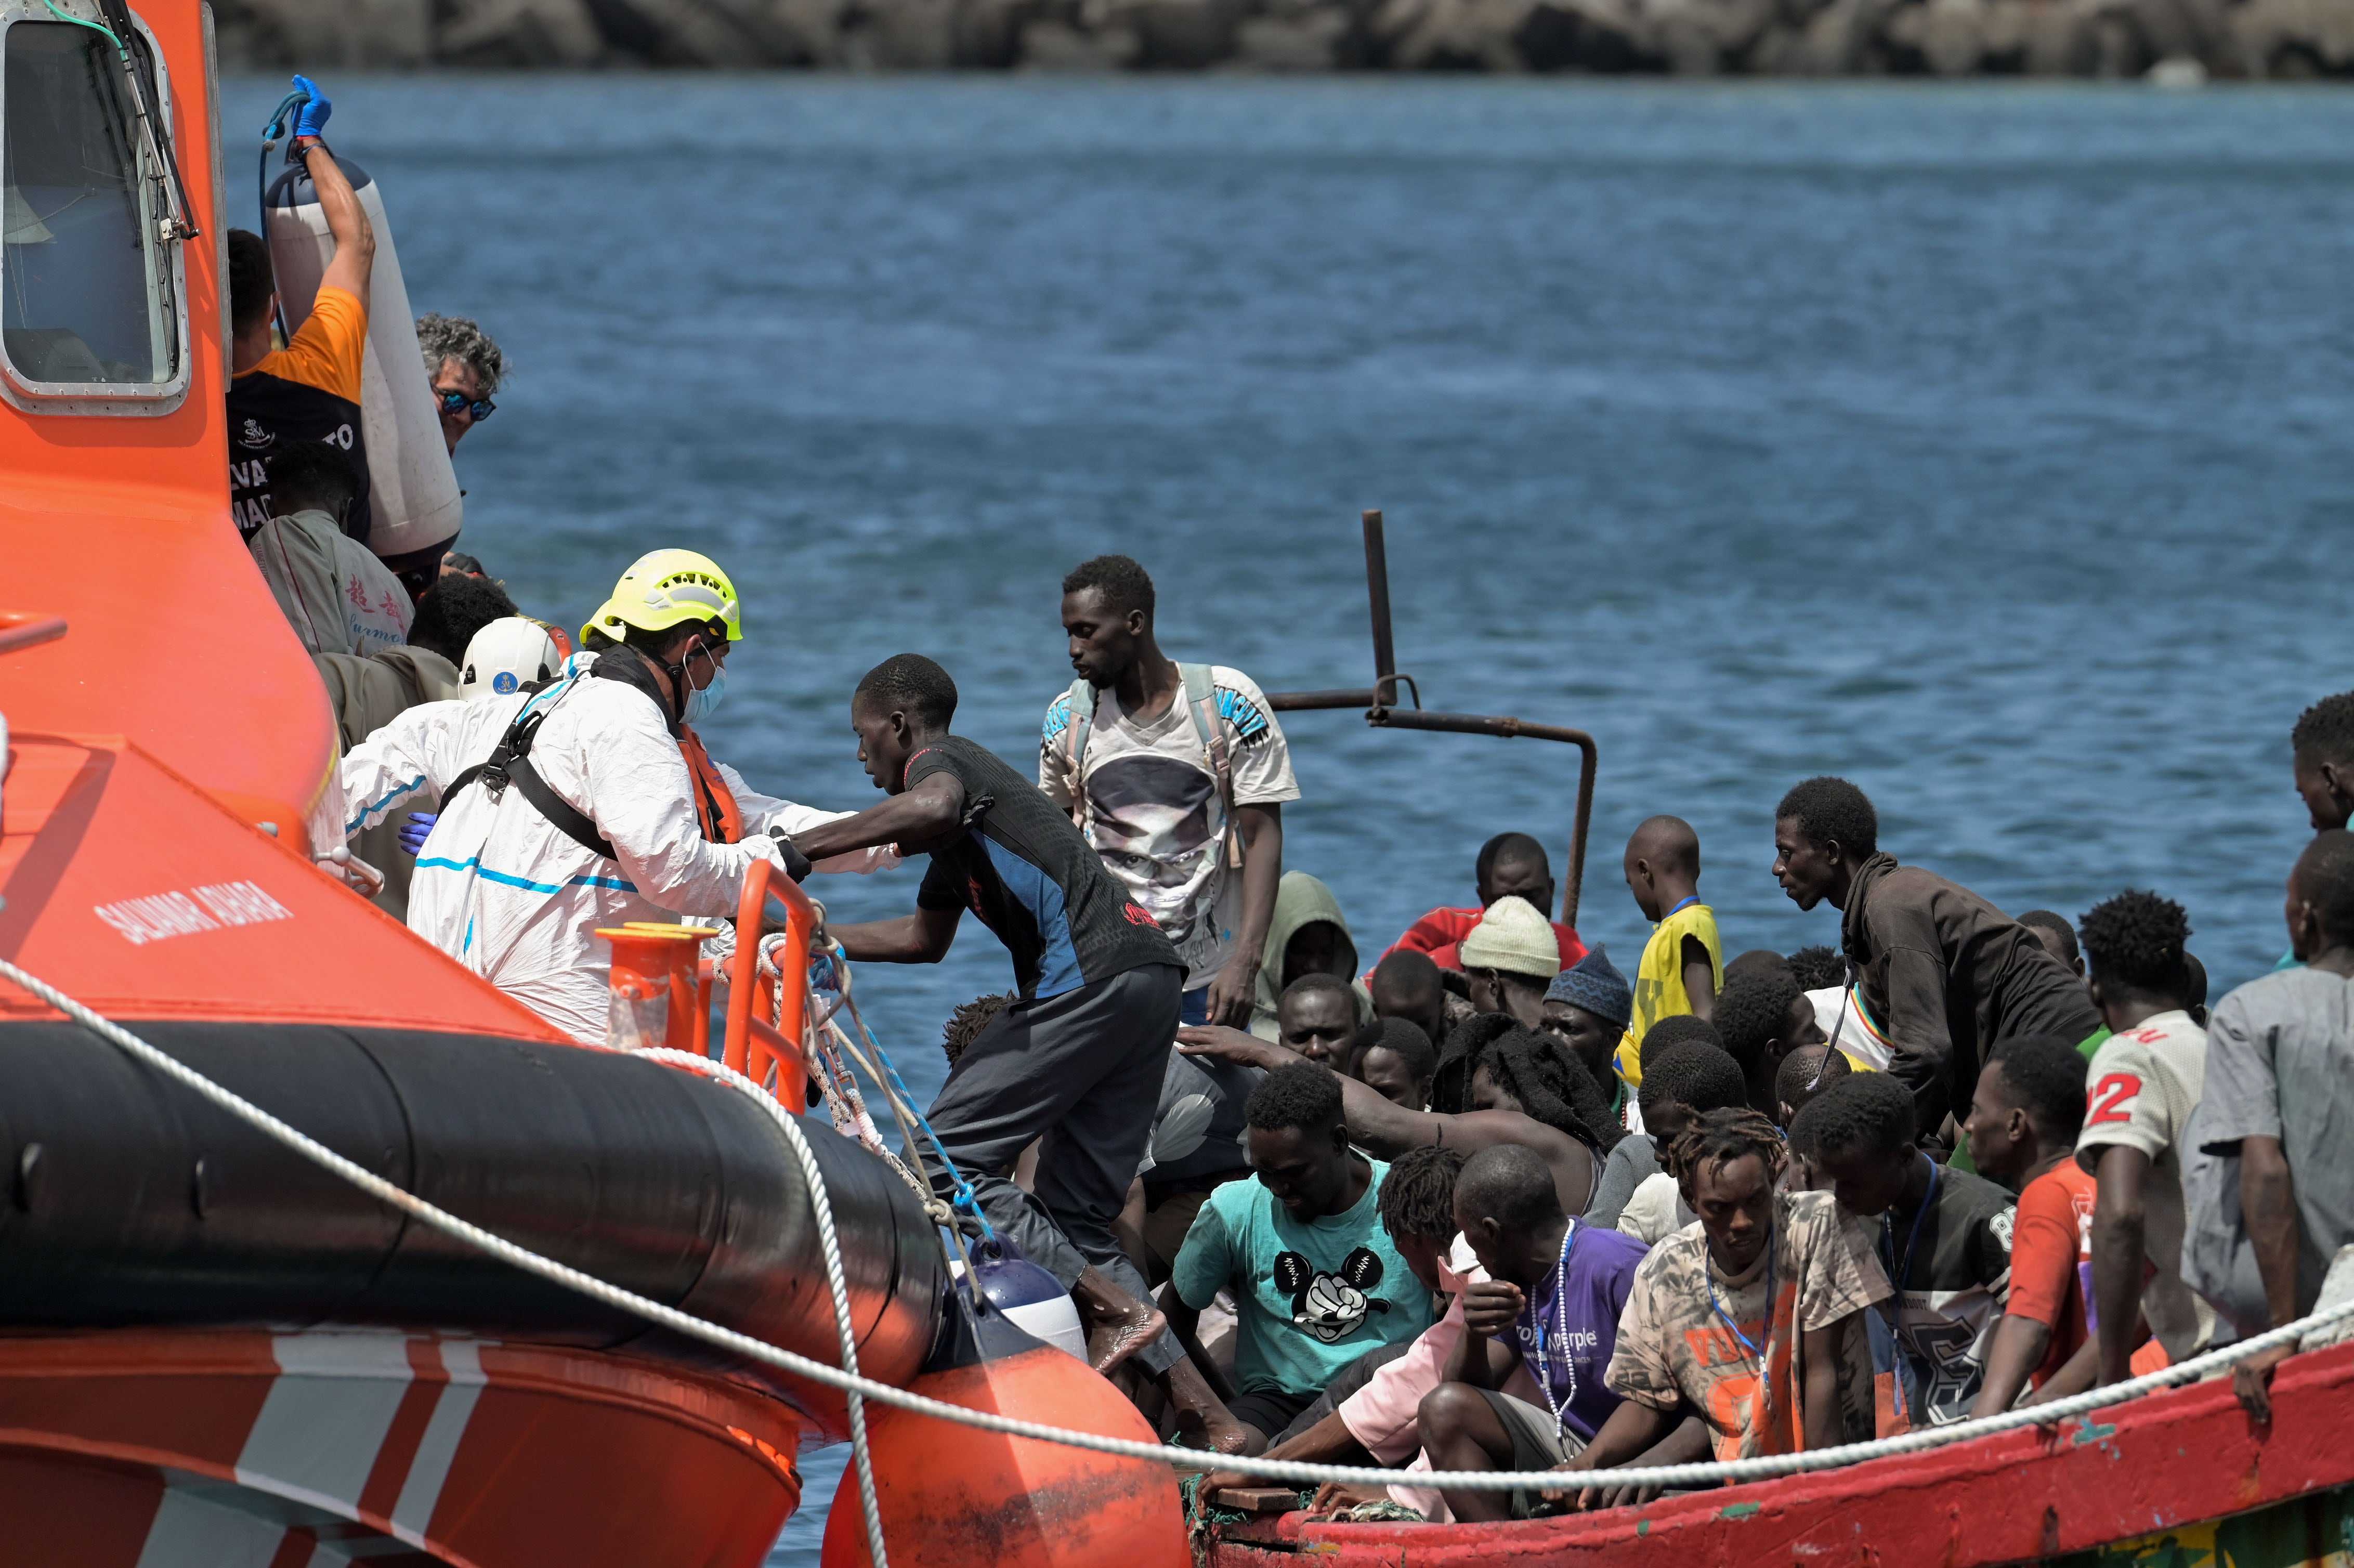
left=397, top=812, right=436, bottom=856
left=290, top=75, right=333, bottom=140
left=1460, top=1278, right=1525, bottom=1339
left=2233, top=1342, right=2294, bottom=1423
left=1177, top=1023, right=1285, bottom=1069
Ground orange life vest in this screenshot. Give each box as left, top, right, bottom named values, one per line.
left=678, top=726, right=744, bottom=844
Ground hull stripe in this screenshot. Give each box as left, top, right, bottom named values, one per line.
left=390, top=1340, right=488, bottom=1544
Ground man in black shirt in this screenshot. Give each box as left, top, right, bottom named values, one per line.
left=793, top=655, right=1187, bottom=1378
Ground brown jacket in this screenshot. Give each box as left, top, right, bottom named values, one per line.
left=314, top=645, right=462, bottom=922
left=1841, top=853, right=2103, bottom=1136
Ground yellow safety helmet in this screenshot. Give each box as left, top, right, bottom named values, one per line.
left=580, top=549, right=743, bottom=647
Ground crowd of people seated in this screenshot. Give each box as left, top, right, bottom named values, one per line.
left=226, top=86, right=2354, bottom=1510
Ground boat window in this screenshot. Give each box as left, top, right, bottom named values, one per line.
left=2, top=18, right=177, bottom=388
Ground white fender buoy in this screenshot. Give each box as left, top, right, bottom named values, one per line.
left=265, top=156, right=462, bottom=562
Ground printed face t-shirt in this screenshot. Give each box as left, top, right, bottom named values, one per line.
left=2075, top=1010, right=2216, bottom=1361
left=2004, top=1159, right=2095, bottom=1389
left=1512, top=1219, right=1648, bottom=1442
left=1872, top=1161, right=2016, bottom=1427
left=1039, top=666, right=1299, bottom=989
left=1170, top=1157, right=1435, bottom=1398
left=909, top=736, right=1178, bottom=1001
left=1606, top=1188, right=1890, bottom=1460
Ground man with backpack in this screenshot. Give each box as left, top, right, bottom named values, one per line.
left=1041, top=555, right=1299, bottom=1028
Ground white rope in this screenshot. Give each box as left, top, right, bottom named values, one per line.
left=7, top=951, right=2353, bottom=1499
left=634, top=1049, right=888, bottom=1568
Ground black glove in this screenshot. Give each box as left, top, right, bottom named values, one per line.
left=767, top=826, right=813, bottom=883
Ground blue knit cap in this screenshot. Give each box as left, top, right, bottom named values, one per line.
left=1546, top=944, right=1632, bottom=1035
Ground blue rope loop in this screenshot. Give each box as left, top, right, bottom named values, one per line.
left=805, top=951, right=996, bottom=1243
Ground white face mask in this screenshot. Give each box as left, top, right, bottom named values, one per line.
left=682, top=662, right=728, bottom=725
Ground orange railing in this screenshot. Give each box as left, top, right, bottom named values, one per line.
left=723, top=857, right=813, bottom=1115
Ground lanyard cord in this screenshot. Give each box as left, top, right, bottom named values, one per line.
left=1663, top=894, right=1702, bottom=920
left=1879, top=1155, right=1941, bottom=1419
left=1528, top=1220, right=1581, bottom=1435
left=1705, top=1226, right=1776, bottom=1383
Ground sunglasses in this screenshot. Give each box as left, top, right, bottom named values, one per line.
left=435, top=387, right=495, bottom=421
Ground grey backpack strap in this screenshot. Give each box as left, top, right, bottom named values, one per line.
left=1062, top=677, right=1096, bottom=833
left=1178, top=662, right=1243, bottom=869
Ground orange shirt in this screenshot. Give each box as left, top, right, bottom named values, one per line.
left=239, top=285, right=366, bottom=404
left=2007, top=1159, right=2094, bottom=1388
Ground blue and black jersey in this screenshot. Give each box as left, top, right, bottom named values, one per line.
left=909, top=737, right=1178, bottom=1001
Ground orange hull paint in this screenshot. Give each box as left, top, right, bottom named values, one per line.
left=0, top=1331, right=802, bottom=1566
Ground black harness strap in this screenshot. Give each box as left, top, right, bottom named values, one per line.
left=443, top=692, right=618, bottom=862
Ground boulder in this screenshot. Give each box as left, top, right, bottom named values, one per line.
left=210, top=0, right=433, bottom=68
left=2233, top=0, right=2354, bottom=70
left=1371, top=0, right=1537, bottom=67
left=437, top=0, right=608, bottom=65
left=1018, top=17, right=1145, bottom=64
left=1230, top=8, right=1353, bottom=66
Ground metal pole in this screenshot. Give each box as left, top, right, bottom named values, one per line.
left=1362, top=511, right=1397, bottom=710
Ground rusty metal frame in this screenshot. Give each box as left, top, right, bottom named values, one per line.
left=1262, top=510, right=1599, bottom=929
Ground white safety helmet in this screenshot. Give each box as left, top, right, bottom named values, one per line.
left=459, top=617, right=562, bottom=701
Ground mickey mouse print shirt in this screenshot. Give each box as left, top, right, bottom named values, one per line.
left=1171, top=1158, right=1435, bottom=1399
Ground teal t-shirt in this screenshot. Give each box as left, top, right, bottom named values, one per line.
left=1170, top=1158, right=1434, bottom=1398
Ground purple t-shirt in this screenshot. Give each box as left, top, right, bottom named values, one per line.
left=1512, top=1219, right=1649, bottom=1441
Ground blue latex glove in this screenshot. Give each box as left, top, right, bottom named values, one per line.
left=398, top=812, right=436, bottom=856
left=290, top=75, right=332, bottom=140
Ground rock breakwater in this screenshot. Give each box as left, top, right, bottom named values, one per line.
left=214, top=0, right=2354, bottom=74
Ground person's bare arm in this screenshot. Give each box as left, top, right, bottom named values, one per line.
left=1544, top=1399, right=1680, bottom=1510
left=1802, top=1316, right=1848, bottom=1449
left=1453, top=1282, right=1525, bottom=1393
left=1178, top=1025, right=1594, bottom=1209
left=2022, top=1334, right=2100, bottom=1407
left=2089, top=1144, right=2151, bottom=1387
left=1681, top=933, right=1716, bottom=1024
left=303, top=145, right=375, bottom=311
left=792, top=773, right=962, bottom=861
left=1201, top=1408, right=1363, bottom=1497
left=2234, top=1134, right=2302, bottom=1420
left=1205, top=804, right=1280, bottom=1028
left=827, top=903, right=960, bottom=964
left=1969, top=1314, right=2054, bottom=1420
left=1576, top=1416, right=1708, bottom=1510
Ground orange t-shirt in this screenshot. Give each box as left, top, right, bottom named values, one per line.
left=241, top=285, right=366, bottom=404
left=2007, top=1159, right=2095, bottom=1388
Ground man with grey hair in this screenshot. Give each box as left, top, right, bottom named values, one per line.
left=416, top=312, right=504, bottom=455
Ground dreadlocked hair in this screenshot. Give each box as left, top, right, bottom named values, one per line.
left=1378, top=1145, right=1466, bottom=1245
left=1481, top=1024, right=1625, bottom=1154
left=1663, top=1106, right=1788, bottom=1194
left=1428, top=1012, right=1518, bottom=1115
left=943, top=993, right=1015, bottom=1067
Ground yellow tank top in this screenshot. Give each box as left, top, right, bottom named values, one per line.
left=1616, top=900, right=1724, bottom=1088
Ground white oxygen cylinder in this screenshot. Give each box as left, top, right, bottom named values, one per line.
left=264, top=156, right=463, bottom=561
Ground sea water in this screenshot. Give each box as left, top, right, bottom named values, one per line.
left=225, top=75, right=2354, bottom=1563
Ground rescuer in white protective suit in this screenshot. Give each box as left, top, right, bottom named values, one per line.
left=339, top=550, right=894, bottom=1041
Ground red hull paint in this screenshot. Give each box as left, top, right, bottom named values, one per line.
left=1208, top=1340, right=2354, bottom=1566
left=0, top=1330, right=803, bottom=1566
